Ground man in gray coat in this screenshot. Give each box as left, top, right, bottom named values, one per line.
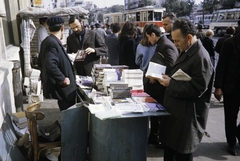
left=67, top=15, right=107, bottom=76
left=158, top=18, right=214, bottom=161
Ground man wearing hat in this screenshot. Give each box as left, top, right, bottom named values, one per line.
left=67, top=15, right=107, bottom=76
left=38, top=16, right=77, bottom=111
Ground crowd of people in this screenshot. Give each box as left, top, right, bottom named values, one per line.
left=36, top=14, right=240, bottom=160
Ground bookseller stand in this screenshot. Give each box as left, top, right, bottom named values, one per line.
left=76, top=87, right=169, bottom=161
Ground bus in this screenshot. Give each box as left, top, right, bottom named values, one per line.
left=209, top=8, right=240, bottom=36
left=194, top=14, right=212, bottom=29
left=103, top=6, right=166, bottom=32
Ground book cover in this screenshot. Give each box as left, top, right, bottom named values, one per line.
left=87, top=104, right=106, bottom=114
left=95, top=110, right=121, bottom=120
left=115, top=103, right=144, bottom=114
left=14, top=121, right=28, bottom=129
left=132, top=96, right=157, bottom=103
left=110, top=92, right=131, bottom=99
left=143, top=102, right=166, bottom=112
left=12, top=112, right=27, bottom=123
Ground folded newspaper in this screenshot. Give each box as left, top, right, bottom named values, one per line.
left=171, top=69, right=192, bottom=81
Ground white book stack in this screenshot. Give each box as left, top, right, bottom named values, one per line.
left=121, top=69, right=144, bottom=89
left=102, top=69, right=119, bottom=92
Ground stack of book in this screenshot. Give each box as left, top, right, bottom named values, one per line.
left=91, top=64, right=112, bottom=91
left=121, top=69, right=143, bottom=89
left=12, top=112, right=28, bottom=129
left=108, top=83, right=131, bottom=99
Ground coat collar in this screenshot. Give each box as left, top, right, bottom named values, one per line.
left=173, top=39, right=201, bottom=67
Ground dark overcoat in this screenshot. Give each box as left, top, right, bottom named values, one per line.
left=38, top=34, right=76, bottom=102
left=144, top=35, right=179, bottom=103
left=67, top=29, right=107, bottom=75
left=214, top=34, right=240, bottom=93
left=161, top=40, right=214, bottom=154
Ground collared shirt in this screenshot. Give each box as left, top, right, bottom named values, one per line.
left=75, top=29, right=85, bottom=49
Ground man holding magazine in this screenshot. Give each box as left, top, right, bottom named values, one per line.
left=157, top=18, right=214, bottom=161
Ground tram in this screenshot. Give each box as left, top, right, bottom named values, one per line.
left=103, top=6, right=166, bottom=31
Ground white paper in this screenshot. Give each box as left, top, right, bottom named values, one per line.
left=145, top=62, right=166, bottom=79
left=88, top=104, right=106, bottom=114
left=171, top=69, right=192, bottom=81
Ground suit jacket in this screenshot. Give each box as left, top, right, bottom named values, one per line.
left=214, top=35, right=232, bottom=54
left=67, top=29, right=107, bottom=76
left=214, top=34, right=240, bottom=94
left=202, top=37, right=215, bottom=57
left=38, top=34, right=76, bottom=102
left=106, top=33, right=119, bottom=65
left=144, top=35, right=179, bottom=103
left=161, top=40, right=214, bottom=154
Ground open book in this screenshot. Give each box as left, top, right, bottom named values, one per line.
left=145, top=62, right=166, bottom=79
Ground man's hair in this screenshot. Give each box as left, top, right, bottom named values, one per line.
left=140, top=23, right=152, bottom=46
left=48, top=25, right=62, bottom=32
left=238, top=20, right=240, bottom=25
left=163, top=12, right=177, bottom=23
left=144, top=23, right=162, bottom=37
left=172, top=18, right=197, bottom=37
left=39, top=17, right=48, bottom=25
left=68, top=15, right=82, bottom=25
left=111, top=23, right=121, bottom=33
left=205, top=29, right=214, bottom=37
left=226, top=26, right=235, bottom=35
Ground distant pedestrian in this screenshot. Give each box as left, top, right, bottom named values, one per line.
left=201, top=29, right=215, bottom=66
left=215, top=26, right=235, bottom=54
left=105, top=23, right=112, bottom=35
left=162, top=12, right=177, bottom=42
left=196, top=24, right=205, bottom=41
left=37, top=17, right=49, bottom=53
left=95, top=23, right=107, bottom=42
left=118, top=21, right=139, bottom=69
left=106, top=23, right=121, bottom=65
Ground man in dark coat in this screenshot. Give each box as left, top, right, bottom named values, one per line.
left=106, top=23, right=121, bottom=65
left=215, top=26, right=235, bottom=54
left=38, top=16, right=76, bottom=111
left=67, top=15, right=107, bottom=76
left=158, top=18, right=214, bottom=161
left=144, top=24, right=179, bottom=145
left=162, top=12, right=177, bottom=42
left=214, top=33, right=240, bottom=156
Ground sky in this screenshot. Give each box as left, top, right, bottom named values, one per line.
left=92, top=0, right=124, bottom=8
left=91, top=0, right=202, bottom=8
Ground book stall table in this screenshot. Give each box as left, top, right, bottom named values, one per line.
left=76, top=82, right=170, bottom=161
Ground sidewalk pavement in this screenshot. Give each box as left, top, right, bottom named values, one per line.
left=24, top=94, right=240, bottom=161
